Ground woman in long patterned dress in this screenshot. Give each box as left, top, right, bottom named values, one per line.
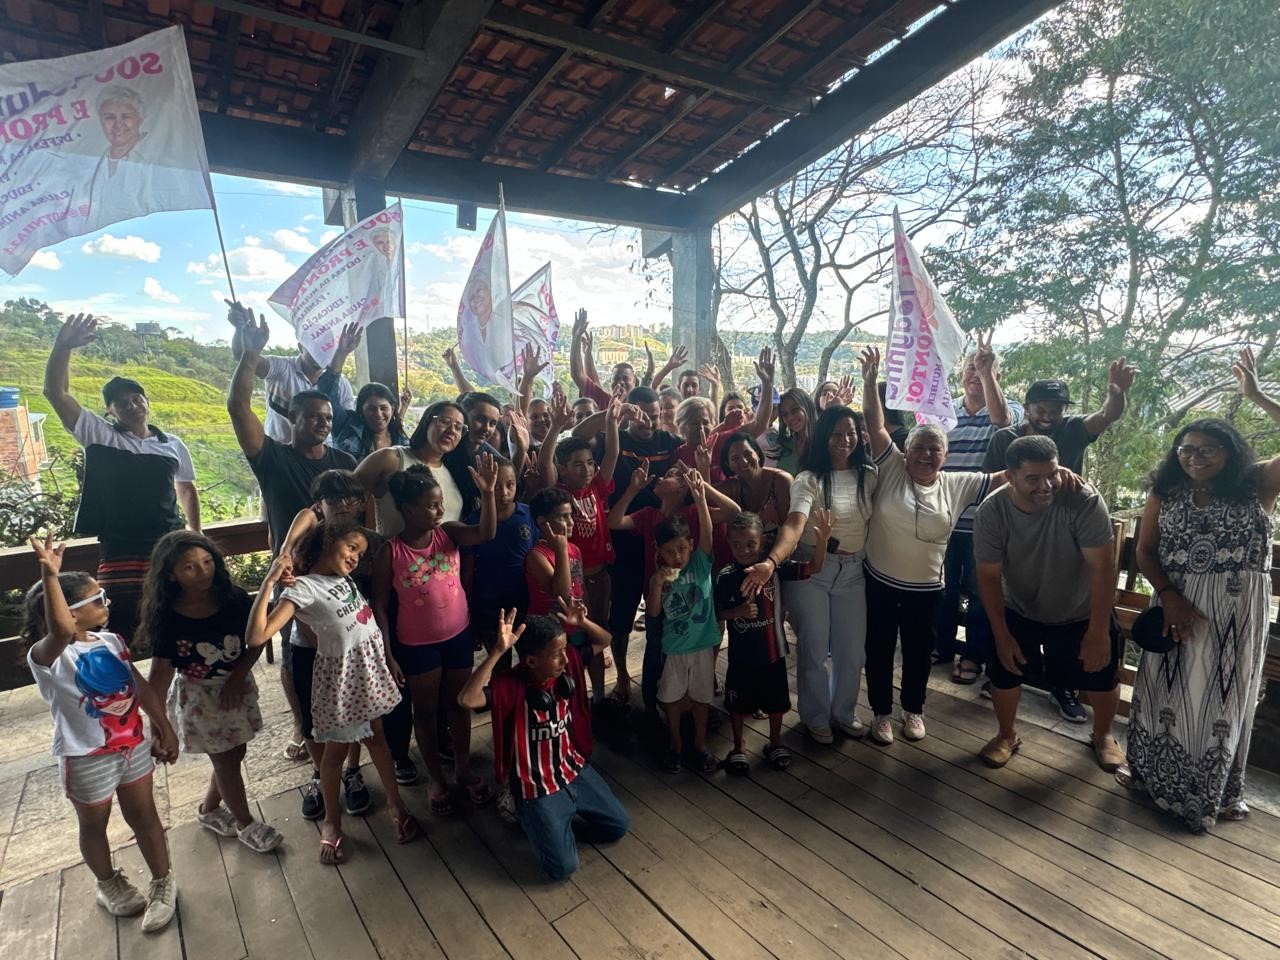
left=1125, top=349, right=1280, bottom=831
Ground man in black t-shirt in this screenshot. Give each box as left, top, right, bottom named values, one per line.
left=573, top=386, right=680, bottom=706
left=227, top=305, right=357, bottom=821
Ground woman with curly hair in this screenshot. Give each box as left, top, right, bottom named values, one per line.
left=1125, top=349, right=1280, bottom=831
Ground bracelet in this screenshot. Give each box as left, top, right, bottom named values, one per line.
left=764, top=557, right=777, bottom=569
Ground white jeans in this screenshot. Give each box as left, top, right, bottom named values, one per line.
left=782, top=552, right=867, bottom=730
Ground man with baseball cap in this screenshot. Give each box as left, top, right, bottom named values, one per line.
left=979, top=358, right=1136, bottom=723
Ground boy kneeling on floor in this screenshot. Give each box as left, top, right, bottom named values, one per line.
left=459, top=605, right=629, bottom=881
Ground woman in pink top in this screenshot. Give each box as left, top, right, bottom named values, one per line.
left=371, top=458, right=497, bottom=816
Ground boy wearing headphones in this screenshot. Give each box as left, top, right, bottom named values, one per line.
left=458, top=606, right=629, bottom=881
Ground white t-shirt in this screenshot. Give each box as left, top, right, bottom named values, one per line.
left=28, top=631, right=149, bottom=757
left=280, top=575, right=380, bottom=659
left=73, top=408, right=196, bottom=481
left=865, top=446, right=991, bottom=590
left=372, top=448, right=464, bottom=537
left=264, top=355, right=354, bottom=445
left=789, top=468, right=877, bottom=552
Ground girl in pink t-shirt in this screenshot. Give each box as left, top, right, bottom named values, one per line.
left=371, top=457, right=497, bottom=816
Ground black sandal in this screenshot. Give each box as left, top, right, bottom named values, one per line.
left=725, top=752, right=750, bottom=776
left=763, top=744, right=792, bottom=770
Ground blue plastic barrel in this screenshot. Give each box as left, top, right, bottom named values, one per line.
left=0, top=387, right=19, bottom=409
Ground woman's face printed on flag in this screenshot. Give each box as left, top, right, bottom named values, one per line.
left=98, top=91, right=143, bottom=158
left=469, top=278, right=493, bottom=333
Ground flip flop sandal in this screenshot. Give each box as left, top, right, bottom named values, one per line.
left=429, top=789, right=455, bottom=817
left=763, top=744, right=792, bottom=770
left=392, top=810, right=422, bottom=843
left=752, top=709, right=767, bottom=720
left=952, top=661, right=981, bottom=684
left=661, top=751, right=681, bottom=774
left=697, top=751, right=721, bottom=774
left=725, top=752, right=750, bottom=776
left=283, top=739, right=308, bottom=761
left=463, top=779, right=494, bottom=805
left=237, top=820, right=284, bottom=854
left=319, top=834, right=345, bottom=865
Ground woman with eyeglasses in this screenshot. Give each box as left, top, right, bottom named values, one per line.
left=356, top=400, right=471, bottom=536
left=859, top=347, right=1010, bottom=746
left=742, top=404, right=876, bottom=745
left=1123, top=349, right=1280, bottom=832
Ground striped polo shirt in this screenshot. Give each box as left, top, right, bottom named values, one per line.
left=943, top=399, right=1023, bottom=532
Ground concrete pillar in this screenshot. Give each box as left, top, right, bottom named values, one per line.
left=334, top=178, right=400, bottom=395
left=671, top=226, right=714, bottom=370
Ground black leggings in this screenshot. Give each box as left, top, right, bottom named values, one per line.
left=864, top=571, right=943, bottom=717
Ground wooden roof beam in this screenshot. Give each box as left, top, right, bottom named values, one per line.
left=198, top=0, right=429, bottom=60
left=347, top=0, right=494, bottom=180
left=684, top=0, right=1062, bottom=224
left=482, top=5, right=813, bottom=115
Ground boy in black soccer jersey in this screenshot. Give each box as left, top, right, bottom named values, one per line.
left=459, top=606, right=628, bottom=881
left=715, top=511, right=832, bottom=774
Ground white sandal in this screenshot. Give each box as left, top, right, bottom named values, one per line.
left=195, top=804, right=238, bottom=838
left=237, top=820, right=284, bottom=854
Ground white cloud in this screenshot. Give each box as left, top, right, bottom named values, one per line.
left=271, top=228, right=316, bottom=254
left=187, top=243, right=298, bottom=286
left=80, top=233, right=162, bottom=263
left=319, top=229, right=340, bottom=246
left=28, top=250, right=62, bottom=270
left=302, top=213, right=320, bottom=223
left=142, top=277, right=179, bottom=304
left=260, top=181, right=320, bottom=198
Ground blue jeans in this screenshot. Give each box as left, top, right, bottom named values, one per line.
left=515, top=764, right=630, bottom=881
left=934, top=531, right=992, bottom=666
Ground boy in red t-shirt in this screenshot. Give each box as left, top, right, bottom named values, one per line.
left=459, top=607, right=628, bottom=881
left=538, top=397, right=621, bottom=703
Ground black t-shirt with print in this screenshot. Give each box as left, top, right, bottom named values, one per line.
left=247, top=436, right=357, bottom=555
left=153, top=591, right=254, bottom=680
left=714, top=563, right=785, bottom=668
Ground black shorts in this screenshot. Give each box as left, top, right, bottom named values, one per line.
left=395, top=630, right=475, bottom=676
left=724, top=659, right=791, bottom=715
left=986, top=609, right=1121, bottom=692
left=290, top=643, right=317, bottom=740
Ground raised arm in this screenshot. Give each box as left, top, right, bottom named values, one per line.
left=538, top=389, right=573, bottom=488
left=443, top=346, right=474, bottom=397
left=974, top=329, right=1011, bottom=427
left=319, top=323, right=363, bottom=434
left=459, top=610, right=524, bottom=709
left=699, top=362, right=721, bottom=411
left=226, top=299, right=272, bottom=376
left=27, top=536, right=74, bottom=668
left=641, top=343, right=656, bottom=388
left=556, top=597, right=612, bottom=656
left=444, top=454, right=498, bottom=546
left=1083, top=356, right=1137, bottom=437
left=650, top=344, right=688, bottom=391
left=1234, top=347, right=1280, bottom=503
left=43, top=314, right=96, bottom=431
left=601, top=398, right=622, bottom=485
left=246, top=559, right=300, bottom=649
left=607, top=462, right=649, bottom=532
left=227, top=305, right=269, bottom=459
left=517, top=343, right=546, bottom=415
left=859, top=346, right=893, bottom=458
left=746, top=347, right=776, bottom=437
left=688, top=471, right=713, bottom=555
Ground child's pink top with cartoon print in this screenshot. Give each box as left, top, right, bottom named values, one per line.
left=389, top=528, right=469, bottom=645
left=27, top=631, right=146, bottom=757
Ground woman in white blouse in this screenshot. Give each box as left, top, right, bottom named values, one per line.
left=859, top=347, right=1007, bottom=745
left=743, top=404, right=877, bottom=744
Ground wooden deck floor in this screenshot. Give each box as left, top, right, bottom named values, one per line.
left=2, top=680, right=1279, bottom=960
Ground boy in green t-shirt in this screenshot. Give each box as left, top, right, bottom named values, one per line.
left=647, top=470, right=720, bottom=774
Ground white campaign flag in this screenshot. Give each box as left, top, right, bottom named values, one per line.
left=458, top=202, right=515, bottom=388
left=0, top=25, right=212, bottom=275
left=268, top=201, right=406, bottom=366
left=882, top=208, right=967, bottom=430
left=511, top=262, right=560, bottom=391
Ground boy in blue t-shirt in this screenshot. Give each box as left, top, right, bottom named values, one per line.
left=714, top=509, right=832, bottom=775
left=647, top=470, right=719, bottom=774
left=462, top=459, right=537, bottom=655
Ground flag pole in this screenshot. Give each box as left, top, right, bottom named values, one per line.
left=210, top=200, right=237, bottom=303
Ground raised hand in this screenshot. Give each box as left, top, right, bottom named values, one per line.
left=1231, top=347, right=1261, bottom=401
left=859, top=345, right=881, bottom=382
left=835, top=375, right=856, bottom=406
left=694, top=441, right=712, bottom=477
left=555, top=596, right=589, bottom=632
left=400, top=385, right=413, bottom=411
left=628, top=459, right=650, bottom=491
left=333, top=322, right=363, bottom=360
left=721, top=407, right=747, bottom=432
left=686, top=468, right=708, bottom=503
left=224, top=299, right=251, bottom=328
left=754, top=346, right=775, bottom=385
left=29, top=533, right=65, bottom=576
left=582, top=329, right=594, bottom=357
left=54, top=313, right=98, bottom=351
left=1108, top=356, right=1138, bottom=397
left=698, top=362, right=721, bottom=387
left=470, top=451, right=499, bottom=493
left=443, top=345, right=457, bottom=366
left=620, top=402, right=648, bottom=429
left=572, top=308, right=589, bottom=338
left=668, top=344, right=689, bottom=368
left=973, top=329, right=996, bottom=375
left=521, top=342, right=548, bottom=379
left=235, top=306, right=270, bottom=356
left=496, top=608, right=526, bottom=653
left=550, top=386, right=573, bottom=430
left=607, top=396, right=624, bottom=424
left=507, top=407, right=530, bottom=448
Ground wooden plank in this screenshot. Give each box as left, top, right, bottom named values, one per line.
left=55, top=863, right=115, bottom=960
left=257, top=791, right=379, bottom=960
left=553, top=901, right=645, bottom=960
left=166, top=820, right=245, bottom=960
left=220, top=804, right=314, bottom=960
left=362, top=801, right=508, bottom=960
left=830, top=728, right=1280, bottom=958
left=0, top=869, right=61, bottom=960
left=566, top=844, right=706, bottom=960
left=114, top=843, right=181, bottom=960
left=425, top=809, right=577, bottom=960
left=336, top=816, right=446, bottom=960
left=463, top=801, right=585, bottom=922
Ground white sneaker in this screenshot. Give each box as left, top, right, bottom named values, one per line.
left=869, top=714, right=894, bottom=746
left=95, top=869, right=146, bottom=917
left=836, top=718, right=866, bottom=739
left=902, top=711, right=926, bottom=741
left=141, top=872, right=177, bottom=933
left=806, top=725, right=835, bottom=744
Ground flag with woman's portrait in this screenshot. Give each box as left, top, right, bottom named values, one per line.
left=457, top=198, right=515, bottom=389
left=0, top=25, right=212, bottom=275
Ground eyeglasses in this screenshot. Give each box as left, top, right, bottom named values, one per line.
left=324, top=494, right=364, bottom=508
left=1176, top=443, right=1223, bottom=460
left=431, top=416, right=467, bottom=436
left=68, top=589, right=111, bottom=610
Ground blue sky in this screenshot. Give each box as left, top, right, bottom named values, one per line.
left=3, top=173, right=674, bottom=346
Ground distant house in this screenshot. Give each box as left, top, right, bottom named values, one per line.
left=0, top=388, right=50, bottom=484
